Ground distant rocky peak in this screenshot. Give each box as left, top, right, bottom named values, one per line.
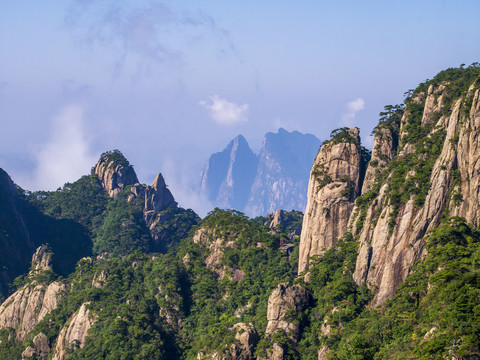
left=200, top=134, right=258, bottom=210
left=94, top=149, right=139, bottom=198
left=29, top=245, right=53, bottom=275
left=145, top=173, right=176, bottom=212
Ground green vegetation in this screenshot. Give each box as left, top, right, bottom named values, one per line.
left=27, top=174, right=109, bottom=234
left=325, top=127, right=360, bottom=147
left=4, top=209, right=298, bottom=359
left=312, top=218, right=480, bottom=359
left=93, top=196, right=151, bottom=256
left=97, top=149, right=131, bottom=168
left=2, top=66, right=480, bottom=359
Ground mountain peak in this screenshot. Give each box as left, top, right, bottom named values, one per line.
left=93, top=149, right=139, bottom=198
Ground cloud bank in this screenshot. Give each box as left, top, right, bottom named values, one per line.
left=30, top=105, right=97, bottom=191
left=199, top=95, right=249, bottom=126
left=341, top=98, right=365, bottom=127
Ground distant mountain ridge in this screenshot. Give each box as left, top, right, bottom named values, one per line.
left=200, top=128, right=321, bottom=217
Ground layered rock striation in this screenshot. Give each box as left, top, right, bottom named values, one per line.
left=298, top=128, right=366, bottom=275
left=94, top=150, right=139, bottom=198
left=0, top=246, right=65, bottom=340
left=298, top=68, right=480, bottom=305
left=52, top=302, right=97, bottom=360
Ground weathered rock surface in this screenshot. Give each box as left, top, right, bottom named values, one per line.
left=351, top=80, right=480, bottom=305
left=231, top=323, right=259, bottom=360
left=29, top=245, right=53, bottom=275
left=298, top=128, right=364, bottom=275
left=22, top=332, right=50, bottom=359
left=52, top=302, right=97, bottom=360
left=193, top=228, right=245, bottom=281
left=450, top=85, right=480, bottom=224
left=361, top=125, right=398, bottom=195
left=94, top=151, right=138, bottom=198
left=128, top=173, right=177, bottom=227
left=0, top=246, right=65, bottom=340
left=197, top=323, right=258, bottom=360
left=265, top=283, right=310, bottom=340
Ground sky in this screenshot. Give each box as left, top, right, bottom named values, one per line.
left=1, top=0, right=479, bottom=214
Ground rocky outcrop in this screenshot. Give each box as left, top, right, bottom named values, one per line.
left=449, top=84, right=480, bottom=224
left=269, top=209, right=286, bottom=229
left=94, top=150, right=138, bottom=198
left=228, top=323, right=259, bottom=360
left=128, top=173, right=177, bottom=228
left=351, top=78, right=480, bottom=305
left=29, top=246, right=53, bottom=275
left=193, top=228, right=245, bottom=281
left=0, top=246, right=65, bottom=340
left=22, top=332, right=50, bottom=359
left=265, top=283, right=310, bottom=340
left=361, top=125, right=399, bottom=195
left=298, top=128, right=365, bottom=275
left=52, top=302, right=97, bottom=360
left=197, top=323, right=258, bottom=360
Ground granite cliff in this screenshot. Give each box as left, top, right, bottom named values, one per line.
left=299, top=66, right=480, bottom=306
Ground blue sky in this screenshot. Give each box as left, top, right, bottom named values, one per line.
left=1, top=0, right=479, bottom=211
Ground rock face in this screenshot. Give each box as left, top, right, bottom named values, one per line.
left=231, top=323, right=259, bottom=360
left=30, top=246, right=53, bottom=275
left=298, top=128, right=365, bottom=275
left=350, top=79, right=480, bottom=305
left=197, top=323, right=258, bottom=360
left=128, top=173, right=176, bottom=220
left=94, top=150, right=139, bottom=198
left=94, top=149, right=185, bottom=252
left=361, top=125, right=399, bottom=195
left=52, top=302, right=97, bottom=360
left=265, top=283, right=310, bottom=340
left=200, top=135, right=258, bottom=211
left=193, top=228, right=245, bottom=281
left=22, top=332, right=50, bottom=359
left=200, top=129, right=321, bottom=217
left=0, top=246, right=65, bottom=340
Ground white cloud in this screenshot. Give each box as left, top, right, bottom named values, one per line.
left=199, top=95, right=249, bottom=126
left=341, top=98, right=365, bottom=127
left=29, top=105, right=97, bottom=191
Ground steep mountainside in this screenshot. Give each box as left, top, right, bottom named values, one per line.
left=1, top=65, right=480, bottom=359
left=299, top=65, right=480, bottom=306
left=201, top=129, right=321, bottom=217
left=200, top=135, right=258, bottom=211
left=0, top=170, right=92, bottom=299
left=298, top=128, right=369, bottom=275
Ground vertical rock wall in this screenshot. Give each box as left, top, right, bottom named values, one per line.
left=298, top=128, right=364, bottom=275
